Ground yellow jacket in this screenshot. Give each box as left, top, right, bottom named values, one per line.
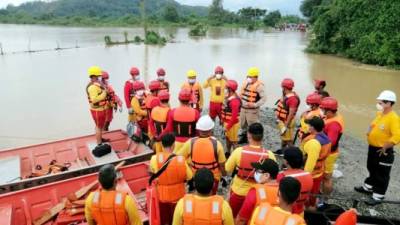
left=87, top=82, right=107, bottom=111
left=368, top=111, right=400, bottom=147
left=130, top=96, right=147, bottom=122
left=203, top=78, right=226, bottom=103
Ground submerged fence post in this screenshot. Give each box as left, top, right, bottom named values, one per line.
left=56, top=41, right=60, bottom=50
left=75, top=40, right=79, bottom=48
left=0, top=42, right=3, bottom=55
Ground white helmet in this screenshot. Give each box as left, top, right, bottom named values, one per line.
left=377, top=90, right=397, bottom=102
left=196, top=115, right=215, bottom=131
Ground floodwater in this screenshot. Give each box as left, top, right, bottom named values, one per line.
left=0, top=24, right=399, bottom=149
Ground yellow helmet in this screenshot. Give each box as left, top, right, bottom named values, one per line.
left=88, top=66, right=102, bottom=77
left=247, top=67, right=260, bottom=77
left=187, top=69, right=197, bottom=78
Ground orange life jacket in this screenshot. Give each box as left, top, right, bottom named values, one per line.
left=279, top=169, right=313, bottom=213
left=190, top=137, right=219, bottom=177
left=274, top=92, right=300, bottom=122
left=172, top=106, right=197, bottom=138
left=221, top=95, right=241, bottom=123
left=240, top=80, right=262, bottom=106
left=156, top=152, right=187, bottom=203
left=253, top=203, right=305, bottom=225
left=254, top=183, right=279, bottom=207
left=90, top=190, right=128, bottom=225
left=182, top=82, right=201, bottom=109
left=145, top=94, right=160, bottom=110
left=236, top=145, right=271, bottom=181
left=324, top=114, right=345, bottom=153
left=160, top=81, right=169, bottom=91
left=302, top=133, right=331, bottom=177
left=182, top=194, right=224, bottom=225
left=151, top=106, right=170, bottom=136
left=86, top=81, right=107, bottom=109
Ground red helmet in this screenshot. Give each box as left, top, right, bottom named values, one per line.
left=226, top=80, right=238, bottom=92
left=132, top=81, right=145, bottom=91
left=320, top=97, right=338, bottom=110
left=157, top=68, right=166, bottom=76
left=101, top=71, right=109, bottom=80
left=281, top=78, right=295, bottom=90
left=215, top=66, right=224, bottom=74
left=315, top=79, right=326, bottom=88
left=130, top=67, right=140, bottom=76
left=306, top=93, right=321, bottom=105
left=158, top=90, right=170, bottom=101
left=179, top=89, right=192, bottom=101
left=149, top=80, right=161, bottom=91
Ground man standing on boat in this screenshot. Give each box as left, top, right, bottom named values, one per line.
left=86, top=66, right=108, bottom=146
left=172, top=168, right=234, bottom=225
left=203, top=66, right=227, bottom=121
left=85, top=164, right=143, bottom=225
left=238, top=67, right=266, bottom=144
left=355, top=90, right=400, bottom=205
left=101, top=71, right=122, bottom=131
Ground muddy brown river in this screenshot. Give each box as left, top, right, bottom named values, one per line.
left=0, top=24, right=399, bottom=149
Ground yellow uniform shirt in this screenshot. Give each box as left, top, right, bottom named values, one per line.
left=85, top=191, right=143, bottom=225
left=130, top=97, right=147, bottom=122
left=174, top=137, right=226, bottom=180
left=203, top=78, right=227, bottom=103
left=225, top=146, right=276, bottom=196
left=149, top=154, right=194, bottom=180
left=302, top=139, right=322, bottom=178
left=367, top=111, right=400, bottom=147
left=172, top=195, right=234, bottom=225
left=249, top=206, right=306, bottom=225
left=87, top=83, right=107, bottom=111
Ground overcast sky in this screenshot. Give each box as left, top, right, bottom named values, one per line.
left=0, top=0, right=302, bottom=15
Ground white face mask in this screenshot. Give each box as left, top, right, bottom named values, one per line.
left=376, top=103, right=384, bottom=112
left=134, top=76, right=140, bottom=81
left=254, top=172, right=263, bottom=183
left=247, top=77, right=253, bottom=84
left=189, top=78, right=196, bottom=84
left=224, top=89, right=230, bottom=97
left=216, top=74, right=222, bottom=80
left=136, top=90, right=144, bottom=97
left=158, top=76, right=165, bottom=81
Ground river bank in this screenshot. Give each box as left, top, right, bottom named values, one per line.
left=213, top=107, right=400, bottom=219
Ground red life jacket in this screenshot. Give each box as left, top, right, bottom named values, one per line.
left=172, top=106, right=197, bottom=138
left=324, top=114, right=345, bottom=153
left=236, top=145, right=271, bottom=181
left=221, top=95, right=241, bottom=123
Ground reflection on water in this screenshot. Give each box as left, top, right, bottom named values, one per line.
left=0, top=24, right=399, bottom=148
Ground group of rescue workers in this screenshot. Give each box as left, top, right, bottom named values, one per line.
left=85, top=65, right=399, bottom=225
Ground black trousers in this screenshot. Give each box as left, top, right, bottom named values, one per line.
left=364, top=145, right=394, bottom=196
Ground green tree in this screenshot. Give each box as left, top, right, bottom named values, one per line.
left=208, top=0, right=224, bottom=25
left=163, top=4, right=179, bottom=22
left=263, top=10, right=281, bottom=27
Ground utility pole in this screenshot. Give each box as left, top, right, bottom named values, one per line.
left=140, top=0, right=147, bottom=35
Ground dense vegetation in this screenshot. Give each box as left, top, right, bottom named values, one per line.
left=0, top=0, right=304, bottom=29
left=302, top=0, right=400, bottom=67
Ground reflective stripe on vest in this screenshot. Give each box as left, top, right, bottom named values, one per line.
left=90, top=191, right=128, bottom=225
left=241, top=80, right=261, bottom=105
left=274, top=92, right=300, bottom=121
left=254, top=203, right=304, bottom=225
left=282, top=170, right=313, bottom=204
left=221, top=96, right=241, bottom=123
left=156, top=153, right=187, bottom=203
left=190, top=137, right=219, bottom=175
left=254, top=184, right=279, bottom=206
left=182, top=194, right=223, bottom=225
left=173, top=106, right=197, bottom=138
left=86, top=82, right=107, bottom=109
left=237, top=146, right=270, bottom=180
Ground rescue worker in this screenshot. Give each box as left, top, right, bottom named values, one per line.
left=275, top=78, right=300, bottom=151
left=145, top=80, right=161, bottom=141
left=354, top=90, right=400, bottom=205
left=225, top=123, right=276, bottom=217
left=176, top=115, right=227, bottom=194
left=319, top=97, right=344, bottom=209
left=124, top=67, right=141, bottom=113
left=181, top=70, right=203, bottom=112
left=298, top=93, right=323, bottom=142
left=85, top=164, right=143, bottom=225
left=277, top=147, right=313, bottom=216
left=203, top=66, right=227, bottom=121
left=102, top=71, right=123, bottom=131
left=149, top=133, right=193, bottom=225
left=157, top=68, right=169, bottom=91
left=236, top=159, right=280, bottom=225
left=172, top=168, right=234, bottom=225
left=221, top=80, right=241, bottom=157
left=314, top=79, right=329, bottom=97
left=238, top=67, right=266, bottom=144
left=130, top=81, right=148, bottom=134
left=164, top=89, right=200, bottom=151
left=86, top=66, right=108, bottom=145
left=249, top=177, right=306, bottom=225
left=301, top=117, right=331, bottom=209
left=149, top=90, right=170, bottom=153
